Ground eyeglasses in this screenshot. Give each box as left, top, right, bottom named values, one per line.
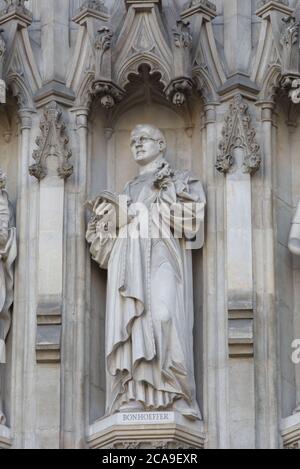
left=130, top=136, right=159, bottom=147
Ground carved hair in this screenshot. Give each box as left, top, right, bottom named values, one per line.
left=131, top=124, right=166, bottom=147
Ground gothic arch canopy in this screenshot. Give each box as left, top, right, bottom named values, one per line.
left=68, top=0, right=226, bottom=112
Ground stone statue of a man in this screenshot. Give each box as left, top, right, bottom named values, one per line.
left=289, top=202, right=300, bottom=416
left=86, top=125, right=206, bottom=420
left=289, top=201, right=300, bottom=256
left=0, top=171, right=17, bottom=426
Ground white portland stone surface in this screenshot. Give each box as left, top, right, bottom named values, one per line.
left=0, top=424, right=11, bottom=448
left=88, top=411, right=206, bottom=449
left=86, top=124, right=206, bottom=420
left=0, top=0, right=300, bottom=449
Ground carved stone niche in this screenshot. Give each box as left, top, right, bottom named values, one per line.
left=87, top=66, right=205, bottom=434
left=87, top=0, right=195, bottom=109
left=87, top=412, right=206, bottom=450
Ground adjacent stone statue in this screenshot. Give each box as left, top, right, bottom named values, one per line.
left=86, top=125, right=206, bottom=420
left=289, top=201, right=300, bottom=256
left=0, top=171, right=16, bottom=426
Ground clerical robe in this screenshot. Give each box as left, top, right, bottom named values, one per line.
left=0, top=189, right=17, bottom=425
left=87, top=164, right=206, bottom=419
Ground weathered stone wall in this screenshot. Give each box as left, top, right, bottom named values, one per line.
left=0, top=0, right=299, bottom=449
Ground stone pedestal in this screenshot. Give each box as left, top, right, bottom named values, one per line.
left=87, top=412, right=206, bottom=450
left=0, top=425, right=11, bottom=449
left=281, top=413, right=300, bottom=449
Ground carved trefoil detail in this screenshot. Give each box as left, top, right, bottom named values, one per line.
left=216, top=95, right=261, bottom=175
left=29, top=101, right=73, bottom=180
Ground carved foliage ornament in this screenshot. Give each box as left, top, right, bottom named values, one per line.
left=94, top=27, right=112, bottom=55
left=29, top=102, right=73, bottom=181
left=281, top=16, right=299, bottom=49
left=173, top=20, right=193, bottom=50
left=165, top=20, right=193, bottom=106
left=0, top=0, right=32, bottom=17
left=104, top=440, right=197, bottom=449
left=79, top=0, right=107, bottom=13
left=282, top=76, right=300, bottom=103
left=0, top=30, right=6, bottom=60
left=256, top=0, right=289, bottom=8
left=186, top=0, right=217, bottom=11
left=94, top=27, right=113, bottom=81
left=216, top=95, right=261, bottom=175
left=91, top=27, right=125, bottom=109
left=279, top=15, right=300, bottom=103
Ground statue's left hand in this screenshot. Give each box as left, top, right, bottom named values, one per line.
left=0, top=228, right=8, bottom=246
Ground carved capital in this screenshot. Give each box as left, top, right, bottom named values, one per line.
left=204, top=103, right=217, bottom=123
left=74, top=108, right=89, bottom=130
left=29, top=102, right=73, bottom=181
left=18, top=109, right=33, bottom=130
left=216, top=95, right=261, bottom=175
left=256, top=101, right=275, bottom=122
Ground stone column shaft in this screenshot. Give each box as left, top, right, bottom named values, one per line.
left=203, top=104, right=229, bottom=449
left=61, top=108, right=89, bottom=449
left=11, top=109, right=39, bottom=448
left=254, top=102, right=279, bottom=449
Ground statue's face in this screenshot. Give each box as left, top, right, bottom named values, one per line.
left=130, top=126, right=165, bottom=166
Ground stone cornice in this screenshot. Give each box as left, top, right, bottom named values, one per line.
left=181, top=0, right=217, bottom=22
left=256, top=0, right=293, bottom=19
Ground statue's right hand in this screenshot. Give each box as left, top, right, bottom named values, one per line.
left=95, top=201, right=113, bottom=218
left=88, top=219, right=97, bottom=233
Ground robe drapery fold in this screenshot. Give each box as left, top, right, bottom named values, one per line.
left=0, top=190, right=17, bottom=426
left=87, top=164, right=206, bottom=419
left=0, top=191, right=17, bottom=365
